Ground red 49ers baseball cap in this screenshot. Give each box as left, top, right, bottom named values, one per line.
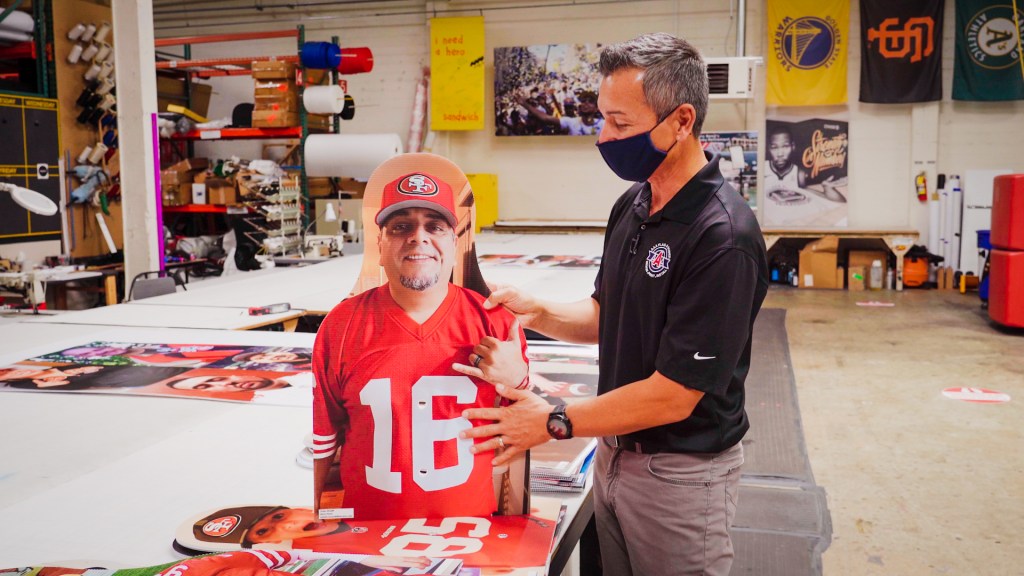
left=374, top=172, right=458, bottom=228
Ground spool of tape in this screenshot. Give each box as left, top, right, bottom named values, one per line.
left=67, top=23, right=86, bottom=41
left=98, top=60, right=114, bottom=81
left=77, top=146, right=93, bottom=164
left=84, top=62, right=102, bottom=81
left=67, top=43, right=84, bottom=64
left=302, top=85, right=346, bottom=114
left=87, top=143, right=108, bottom=164
left=338, top=47, right=374, bottom=74
left=80, top=23, right=96, bottom=43
left=300, top=41, right=339, bottom=69
left=93, top=21, right=111, bottom=43
left=81, top=42, right=99, bottom=62
left=95, top=42, right=112, bottom=62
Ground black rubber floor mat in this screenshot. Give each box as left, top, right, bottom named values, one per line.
left=730, top=530, right=825, bottom=576
left=743, top=308, right=814, bottom=483
left=733, top=483, right=831, bottom=538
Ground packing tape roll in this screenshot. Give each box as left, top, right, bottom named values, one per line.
left=67, top=43, right=84, bottom=64
left=84, top=62, right=102, bottom=81
left=95, top=42, right=112, bottom=63
left=87, top=143, right=108, bottom=164
left=304, top=133, right=402, bottom=179
left=67, top=22, right=86, bottom=40
left=77, top=146, right=93, bottom=164
left=80, top=23, right=96, bottom=43
left=81, top=42, right=99, bottom=62
left=93, top=21, right=111, bottom=43
left=302, top=85, right=346, bottom=114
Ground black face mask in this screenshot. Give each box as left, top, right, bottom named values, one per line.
left=596, top=114, right=678, bottom=182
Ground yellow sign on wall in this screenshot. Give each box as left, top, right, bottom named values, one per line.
left=430, top=16, right=485, bottom=131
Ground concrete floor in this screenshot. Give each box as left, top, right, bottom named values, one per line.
left=764, top=286, right=1023, bottom=575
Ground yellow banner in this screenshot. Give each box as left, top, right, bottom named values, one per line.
left=767, top=0, right=849, bottom=106
left=430, top=16, right=485, bottom=130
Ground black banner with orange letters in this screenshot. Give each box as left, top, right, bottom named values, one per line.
left=860, top=0, right=943, bottom=103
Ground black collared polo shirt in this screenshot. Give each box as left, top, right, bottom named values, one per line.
left=592, top=153, right=769, bottom=454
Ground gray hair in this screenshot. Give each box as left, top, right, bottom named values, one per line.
left=598, top=33, right=709, bottom=136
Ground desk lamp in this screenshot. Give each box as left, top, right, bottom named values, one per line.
left=0, top=182, right=59, bottom=216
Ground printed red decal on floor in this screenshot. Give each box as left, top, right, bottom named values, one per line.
left=941, top=387, right=1011, bottom=404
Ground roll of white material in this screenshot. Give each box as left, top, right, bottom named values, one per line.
left=304, top=133, right=402, bottom=179
left=67, top=22, right=86, bottom=40
left=302, top=84, right=346, bottom=114
left=95, top=42, right=111, bottom=62
left=67, top=43, right=84, bottom=64
left=81, top=42, right=99, bottom=61
left=0, top=29, right=31, bottom=43
left=80, top=23, right=96, bottom=43
left=93, top=21, right=111, bottom=43
left=0, top=11, right=35, bottom=33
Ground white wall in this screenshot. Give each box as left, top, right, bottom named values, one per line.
left=154, top=0, right=1024, bottom=239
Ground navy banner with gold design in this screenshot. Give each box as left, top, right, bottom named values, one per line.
left=953, top=0, right=1024, bottom=101
left=767, top=0, right=850, bottom=106
left=860, top=0, right=943, bottom=103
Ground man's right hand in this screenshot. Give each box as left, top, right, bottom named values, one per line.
left=483, top=281, right=541, bottom=328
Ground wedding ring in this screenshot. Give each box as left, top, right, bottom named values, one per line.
left=472, top=354, right=482, bottom=368
left=496, top=437, right=505, bottom=449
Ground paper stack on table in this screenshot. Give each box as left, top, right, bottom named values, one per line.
left=529, top=437, right=597, bottom=493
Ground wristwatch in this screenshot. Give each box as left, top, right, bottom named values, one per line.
left=546, top=405, right=574, bottom=440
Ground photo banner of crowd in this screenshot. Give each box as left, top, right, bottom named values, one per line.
left=494, top=43, right=604, bottom=136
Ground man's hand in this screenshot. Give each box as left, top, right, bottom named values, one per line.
left=483, top=281, right=542, bottom=328
left=452, top=320, right=529, bottom=389
left=460, top=384, right=554, bottom=466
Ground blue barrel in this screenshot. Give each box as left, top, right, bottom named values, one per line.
left=300, top=42, right=341, bottom=69
left=978, top=229, right=991, bottom=302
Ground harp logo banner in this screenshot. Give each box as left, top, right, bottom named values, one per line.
left=767, top=0, right=849, bottom=106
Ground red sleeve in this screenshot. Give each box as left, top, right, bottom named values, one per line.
left=158, top=551, right=295, bottom=576
left=312, top=307, right=350, bottom=461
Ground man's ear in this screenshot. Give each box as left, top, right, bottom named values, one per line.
left=674, top=104, right=697, bottom=141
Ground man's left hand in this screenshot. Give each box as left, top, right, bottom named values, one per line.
left=452, top=319, right=529, bottom=389
left=460, top=384, right=554, bottom=466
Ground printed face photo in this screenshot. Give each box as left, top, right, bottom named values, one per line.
left=246, top=507, right=344, bottom=544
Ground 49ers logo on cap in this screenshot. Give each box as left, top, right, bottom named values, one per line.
left=202, top=514, right=241, bottom=537
left=398, top=174, right=439, bottom=197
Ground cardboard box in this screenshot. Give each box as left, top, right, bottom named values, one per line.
left=207, top=178, right=237, bottom=205
left=157, top=76, right=213, bottom=117
left=251, top=60, right=297, bottom=80
left=848, top=250, right=889, bottom=289
left=254, top=91, right=299, bottom=111
left=798, top=235, right=841, bottom=289
left=162, top=183, right=193, bottom=207
left=254, top=80, right=298, bottom=98
left=338, top=177, right=367, bottom=196
left=252, top=109, right=299, bottom=128
left=308, top=177, right=334, bottom=197
left=848, top=265, right=867, bottom=291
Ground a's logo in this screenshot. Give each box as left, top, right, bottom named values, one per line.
left=774, top=16, right=842, bottom=71
left=965, top=6, right=1024, bottom=70
left=202, top=515, right=241, bottom=537
left=867, top=17, right=935, bottom=62
left=398, top=174, right=439, bottom=197
left=645, top=243, right=671, bottom=278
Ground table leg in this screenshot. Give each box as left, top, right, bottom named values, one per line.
left=882, top=235, right=916, bottom=291
left=282, top=318, right=298, bottom=332
left=104, top=275, right=118, bottom=306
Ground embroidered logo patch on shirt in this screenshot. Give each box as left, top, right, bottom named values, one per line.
left=646, top=243, right=671, bottom=278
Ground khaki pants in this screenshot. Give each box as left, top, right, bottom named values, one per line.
left=594, top=439, right=743, bottom=576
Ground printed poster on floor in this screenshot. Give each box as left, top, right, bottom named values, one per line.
left=494, top=43, right=603, bottom=136
left=699, top=131, right=759, bottom=212
left=764, top=118, right=849, bottom=227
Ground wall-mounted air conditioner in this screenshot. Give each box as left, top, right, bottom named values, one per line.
left=705, top=57, right=761, bottom=100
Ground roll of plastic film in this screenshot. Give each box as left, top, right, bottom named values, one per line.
left=95, top=42, right=112, bottom=62
left=84, top=62, right=102, bottom=81
left=67, top=23, right=86, bottom=41
left=300, top=41, right=340, bottom=69
left=77, top=146, right=93, bottom=164
left=302, top=85, right=346, bottom=114
left=93, top=21, right=111, bottom=43
left=81, top=43, right=99, bottom=62
left=87, top=143, right=108, bottom=164
left=304, top=133, right=402, bottom=178
left=67, top=43, right=84, bottom=64
left=95, top=76, right=115, bottom=95
left=338, top=47, right=374, bottom=74
left=80, top=23, right=96, bottom=43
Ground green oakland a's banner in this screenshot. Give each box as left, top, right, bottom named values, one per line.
left=952, top=0, right=1024, bottom=100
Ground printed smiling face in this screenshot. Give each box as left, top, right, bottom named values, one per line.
left=245, top=351, right=302, bottom=364
left=245, top=508, right=340, bottom=544
left=378, top=208, right=457, bottom=293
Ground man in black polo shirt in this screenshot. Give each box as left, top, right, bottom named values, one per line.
left=457, top=33, right=768, bottom=576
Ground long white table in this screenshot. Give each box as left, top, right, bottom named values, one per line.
left=20, top=303, right=303, bottom=330
left=0, top=325, right=592, bottom=574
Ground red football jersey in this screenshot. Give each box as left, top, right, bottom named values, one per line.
left=313, top=285, right=527, bottom=521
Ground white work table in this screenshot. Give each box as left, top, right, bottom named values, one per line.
left=20, top=302, right=303, bottom=330
left=0, top=325, right=592, bottom=574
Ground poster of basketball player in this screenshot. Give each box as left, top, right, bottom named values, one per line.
left=494, top=43, right=603, bottom=136
left=699, top=131, right=759, bottom=212
left=764, top=118, right=849, bottom=227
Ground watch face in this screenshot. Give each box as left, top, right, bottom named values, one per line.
left=547, top=419, right=570, bottom=440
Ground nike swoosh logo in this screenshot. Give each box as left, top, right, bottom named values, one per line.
left=693, top=352, right=716, bottom=360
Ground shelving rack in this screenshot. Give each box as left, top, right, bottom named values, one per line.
left=154, top=26, right=341, bottom=230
